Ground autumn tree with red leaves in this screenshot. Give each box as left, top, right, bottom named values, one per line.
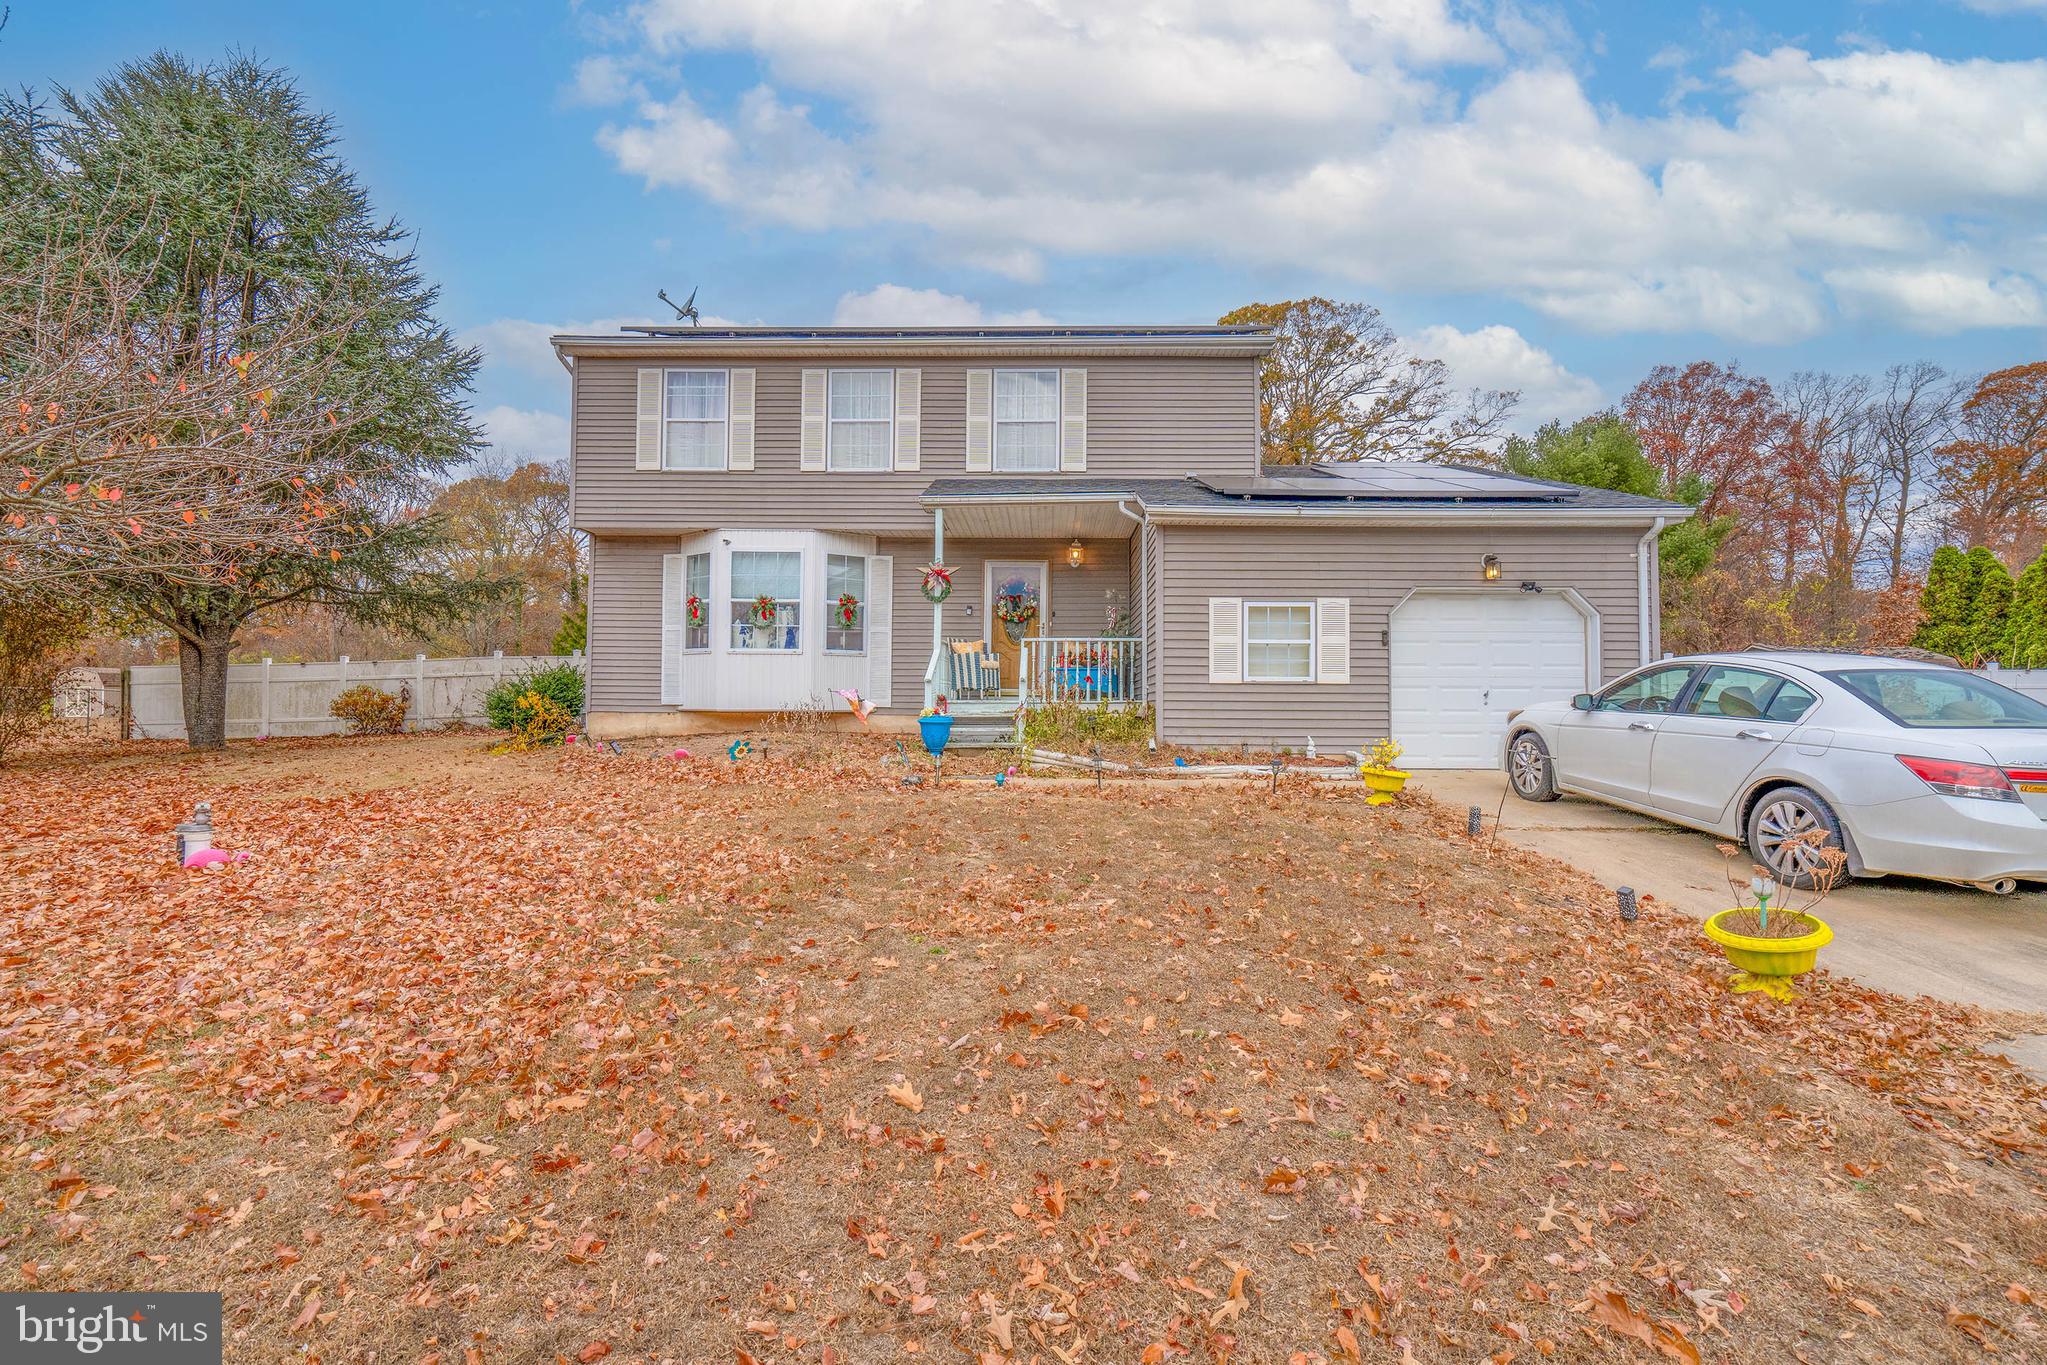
left=1937, top=361, right=2047, bottom=567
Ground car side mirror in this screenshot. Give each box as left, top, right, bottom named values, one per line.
left=1571, top=692, right=1596, bottom=712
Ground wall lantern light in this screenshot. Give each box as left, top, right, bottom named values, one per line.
left=1481, top=553, right=1501, bottom=581
left=1066, top=539, right=1085, bottom=569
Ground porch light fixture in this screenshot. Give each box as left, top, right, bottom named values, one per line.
left=1481, top=554, right=1501, bottom=581
left=1066, top=539, right=1085, bottom=569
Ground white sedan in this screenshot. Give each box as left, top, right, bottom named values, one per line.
left=1501, top=650, right=2047, bottom=893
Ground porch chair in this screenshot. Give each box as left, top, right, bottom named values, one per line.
left=944, top=638, right=1000, bottom=699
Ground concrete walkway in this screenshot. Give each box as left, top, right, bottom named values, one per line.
left=1417, top=769, right=2047, bottom=1079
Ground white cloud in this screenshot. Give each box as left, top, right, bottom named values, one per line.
left=477, top=405, right=571, bottom=460
left=831, top=284, right=1052, bottom=327
left=1825, top=264, right=2047, bottom=333
left=583, top=5, right=2047, bottom=341
left=563, top=54, right=647, bottom=107
left=1413, top=323, right=1601, bottom=425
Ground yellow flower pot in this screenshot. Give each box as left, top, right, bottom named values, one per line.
left=1359, top=766, right=1410, bottom=806
left=1702, top=909, right=1833, bottom=1001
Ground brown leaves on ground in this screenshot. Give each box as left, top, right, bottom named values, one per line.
left=0, top=730, right=2043, bottom=1363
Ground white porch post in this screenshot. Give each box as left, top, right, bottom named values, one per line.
left=925, top=507, right=945, bottom=708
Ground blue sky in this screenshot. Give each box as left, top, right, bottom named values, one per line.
left=14, top=1, right=2047, bottom=456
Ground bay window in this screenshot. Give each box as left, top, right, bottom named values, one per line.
left=994, top=369, right=1059, bottom=472
left=1244, top=602, right=1314, bottom=682
left=828, top=370, right=892, bottom=471
left=730, top=550, right=801, bottom=651
left=825, top=553, right=867, bottom=652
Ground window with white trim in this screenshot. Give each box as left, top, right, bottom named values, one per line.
left=994, top=369, right=1059, bottom=472
left=664, top=370, right=728, bottom=469
left=730, top=550, right=801, bottom=651
left=828, top=370, right=892, bottom=471
left=1244, top=602, right=1314, bottom=682
left=683, top=552, right=711, bottom=651
left=825, top=553, right=867, bottom=652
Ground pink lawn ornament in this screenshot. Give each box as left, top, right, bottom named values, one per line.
left=184, top=848, right=250, bottom=869
left=565, top=733, right=579, bottom=745
left=672, top=747, right=692, bottom=759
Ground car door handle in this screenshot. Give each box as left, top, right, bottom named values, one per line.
left=1627, top=721, right=1656, bottom=732
left=1736, top=728, right=1773, bottom=741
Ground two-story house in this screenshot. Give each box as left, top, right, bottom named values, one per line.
left=553, top=324, right=1688, bottom=765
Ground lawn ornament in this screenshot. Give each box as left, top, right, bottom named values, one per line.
left=1173, top=756, right=1189, bottom=768
left=184, top=847, right=251, bottom=870
left=1617, top=886, right=1638, bottom=922
left=728, top=737, right=755, bottom=761
left=565, top=734, right=578, bottom=745
left=832, top=688, right=878, bottom=727
left=173, top=801, right=213, bottom=864
left=671, top=747, right=693, bottom=760
left=607, top=739, right=623, bottom=755
left=994, top=771, right=1007, bottom=787
left=1467, top=805, right=1485, bottom=837
left=1305, top=737, right=1317, bottom=759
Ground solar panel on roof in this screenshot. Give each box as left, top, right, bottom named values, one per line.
left=1192, top=467, right=1570, bottom=502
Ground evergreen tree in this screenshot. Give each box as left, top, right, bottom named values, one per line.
left=0, top=53, right=501, bottom=748
left=1963, top=547, right=2014, bottom=665
left=2008, top=549, right=2047, bottom=669
left=1915, top=545, right=1976, bottom=660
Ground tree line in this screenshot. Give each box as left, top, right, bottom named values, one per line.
left=1235, top=298, right=2046, bottom=658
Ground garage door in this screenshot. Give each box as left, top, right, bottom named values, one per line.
left=1389, top=592, right=1589, bottom=768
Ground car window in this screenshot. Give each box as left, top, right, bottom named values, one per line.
left=1595, top=665, right=1694, bottom=713
left=1682, top=666, right=1817, bottom=723
left=1826, top=668, right=2047, bottom=728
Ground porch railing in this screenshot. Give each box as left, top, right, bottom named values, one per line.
left=1019, top=636, right=1143, bottom=708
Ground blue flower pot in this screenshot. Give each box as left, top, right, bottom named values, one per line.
left=919, top=715, right=954, bottom=756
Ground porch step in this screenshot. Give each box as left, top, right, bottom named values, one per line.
left=943, top=711, right=1019, bottom=748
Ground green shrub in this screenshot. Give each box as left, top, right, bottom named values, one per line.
left=496, top=690, right=575, bottom=751
left=1020, top=701, right=1153, bottom=748
left=330, top=683, right=408, bottom=735
left=484, top=661, right=583, bottom=730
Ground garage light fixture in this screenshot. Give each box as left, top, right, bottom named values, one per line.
left=1066, top=539, right=1085, bottom=568
left=1481, top=554, right=1501, bottom=581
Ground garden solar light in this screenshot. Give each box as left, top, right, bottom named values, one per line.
left=1617, top=886, right=1638, bottom=922
left=1467, top=805, right=1484, bottom=837
left=174, top=801, right=213, bottom=864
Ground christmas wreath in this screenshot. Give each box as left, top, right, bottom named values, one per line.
left=918, top=561, right=955, bottom=604
left=835, top=592, right=861, bottom=628
left=994, top=588, right=1040, bottom=625
left=685, top=594, right=706, bottom=628
left=750, top=594, right=779, bottom=626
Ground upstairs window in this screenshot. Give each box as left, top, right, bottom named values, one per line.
left=664, top=370, right=728, bottom=469
left=730, top=550, right=800, bottom=651
left=825, top=553, right=867, bottom=652
left=828, top=370, right=893, bottom=471
left=994, top=369, right=1059, bottom=472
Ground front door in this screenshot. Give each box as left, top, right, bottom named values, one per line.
left=985, top=561, right=1049, bottom=693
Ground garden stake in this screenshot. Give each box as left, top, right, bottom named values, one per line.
left=1091, top=742, right=1104, bottom=793
left=1617, top=886, right=1638, bottom=922
left=1467, top=805, right=1484, bottom=837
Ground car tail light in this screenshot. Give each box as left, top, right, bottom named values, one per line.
left=1897, top=754, right=2022, bottom=802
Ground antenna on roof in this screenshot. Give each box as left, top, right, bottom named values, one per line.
left=656, top=286, right=700, bottom=326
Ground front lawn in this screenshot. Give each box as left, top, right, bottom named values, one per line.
left=2, top=733, right=2041, bottom=1362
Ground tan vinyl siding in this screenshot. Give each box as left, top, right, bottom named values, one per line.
left=1157, top=524, right=1646, bottom=748
left=587, top=536, right=671, bottom=711
left=571, top=355, right=1258, bottom=534
left=882, top=536, right=1133, bottom=710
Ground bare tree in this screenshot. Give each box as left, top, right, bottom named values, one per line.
left=1778, top=370, right=1877, bottom=626
left=1865, top=361, right=1961, bottom=586
left=1220, top=297, right=1517, bottom=464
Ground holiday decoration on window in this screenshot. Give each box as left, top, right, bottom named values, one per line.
left=918, top=561, right=954, bottom=604
left=751, top=594, right=778, bottom=625
left=835, top=592, right=860, bottom=628
left=685, top=594, right=706, bottom=628
left=994, top=581, right=1040, bottom=642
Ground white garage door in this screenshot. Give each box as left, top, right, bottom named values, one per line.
left=1389, top=592, right=1590, bottom=768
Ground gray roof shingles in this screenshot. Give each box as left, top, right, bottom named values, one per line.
left=919, top=474, right=1688, bottom=514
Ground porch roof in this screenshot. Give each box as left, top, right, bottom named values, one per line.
left=919, top=469, right=1688, bottom=534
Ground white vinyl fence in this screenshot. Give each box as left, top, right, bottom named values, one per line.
left=125, top=652, right=582, bottom=740
left=1982, top=665, right=2047, bottom=704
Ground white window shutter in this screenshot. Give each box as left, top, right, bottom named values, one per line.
left=727, top=368, right=755, bottom=470
left=1060, top=368, right=1088, bottom=471
left=636, top=369, right=663, bottom=470
left=1208, top=597, right=1242, bottom=683
left=800, top=369, right=827, bottom=471
left=965, top=369, right=992, bottom=471
left=1316, top=597, right=1350, bottom=684
left=867, top=554, right=893, bottom=706
left=661, top=554, right=684, bottom=704
left=893, top=369, right=921, bottom=471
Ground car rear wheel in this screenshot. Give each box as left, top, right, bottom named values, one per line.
left=1507, top=731, right=1560, bottom=802
left=1746, top=785, right=1847, bottom=890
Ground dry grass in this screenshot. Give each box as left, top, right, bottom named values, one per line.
left=1, top=732, right=2043, bottom=1364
